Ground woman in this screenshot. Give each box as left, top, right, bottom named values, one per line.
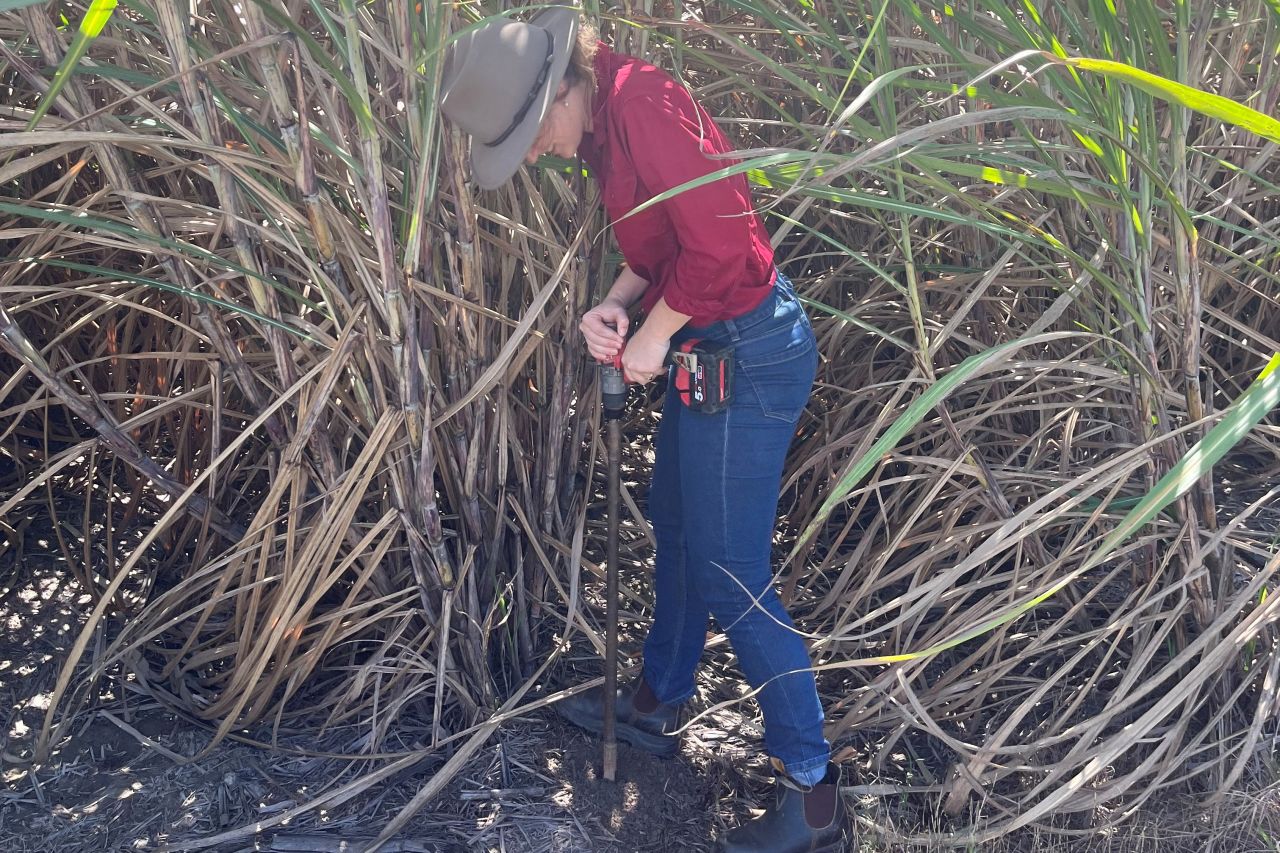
left=440, top=9, right=847, bottom=852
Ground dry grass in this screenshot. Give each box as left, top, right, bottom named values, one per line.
left=2, top=0, right=1280, bottom=849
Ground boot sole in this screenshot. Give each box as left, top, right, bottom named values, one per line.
left=555, top=703, right=679, bottom=758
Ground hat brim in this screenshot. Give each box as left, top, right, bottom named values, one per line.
left=470, top=7, right=579, bottom=190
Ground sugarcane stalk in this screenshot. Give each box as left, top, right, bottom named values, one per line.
left=287, top=35, right=352, bottom=305
left=155, top=1, right=305, bottom=403
left=20, top=4, right=289, bottom=451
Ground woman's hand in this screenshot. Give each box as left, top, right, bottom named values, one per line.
left=579, top=299, right=629, bottom=362
left=622, top=329, right=670, bottom=385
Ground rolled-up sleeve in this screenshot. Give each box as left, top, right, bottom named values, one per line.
left=616, top=94, right=756, bottom=319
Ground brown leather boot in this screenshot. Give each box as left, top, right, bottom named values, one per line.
left=555, top=678, right=681, bottom=757
left=717, top=762, right=848, bottom=853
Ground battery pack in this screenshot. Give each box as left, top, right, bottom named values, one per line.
left=671, top=339, right=734, bottom=414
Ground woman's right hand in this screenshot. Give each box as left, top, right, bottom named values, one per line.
left=579, top=300, right=630, bottom=362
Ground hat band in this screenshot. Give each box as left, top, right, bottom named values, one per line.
left=485, top=28, right=554, bottom=149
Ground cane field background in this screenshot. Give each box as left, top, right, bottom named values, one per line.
left=1, top=0, right=1279, bottom=850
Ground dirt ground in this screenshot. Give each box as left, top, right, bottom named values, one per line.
left=3, top=537, right=1279, bottom=852
left=1, top=701, right=726, bottom=852
left=0, top=547, right=775, bottom=853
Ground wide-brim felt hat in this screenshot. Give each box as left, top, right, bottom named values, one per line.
left=439, top=6, right=579, bottom=189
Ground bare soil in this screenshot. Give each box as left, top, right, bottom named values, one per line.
left=0, top=545, right=746, bottom=852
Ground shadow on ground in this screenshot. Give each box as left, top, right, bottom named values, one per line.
left=0, top=545, right=729, bottom=852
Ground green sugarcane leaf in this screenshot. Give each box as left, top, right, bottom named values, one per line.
left=790, top=332, right=1076, bottom=559
left=609, top=151, right=814, bottom=221
left=1261, top=353, right=1280, bottom=381
left=1060, top=56, right=1280, bottom=145
left=79, top=0, right=115, bottom=34
left=1008, top=354, right=1280, bottom=621
left=852, top=353, right=1280, bottom=665
left=608, top=151, right=1035, bottom=244
left=908, top=153, right=1120, bottom=209
left=0, top=0, right=48, bottom=13
left=27, top=0, right=118, bottom=130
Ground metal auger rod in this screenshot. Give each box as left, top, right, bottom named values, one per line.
left=600, top=357, right=626, bottom=783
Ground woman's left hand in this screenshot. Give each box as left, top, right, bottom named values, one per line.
left=622, top=331, right=670, bottom=385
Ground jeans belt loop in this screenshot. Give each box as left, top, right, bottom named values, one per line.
left=724, top=316, right=740, bottom=342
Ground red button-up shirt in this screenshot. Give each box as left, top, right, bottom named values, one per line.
left=577, top=45, right=775, bottom=326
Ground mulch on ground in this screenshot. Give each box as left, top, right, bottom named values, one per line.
left=3, top=506, right=1279, bottom=852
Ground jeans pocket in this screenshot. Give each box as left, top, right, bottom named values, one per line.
left=737, top=340, right=818, bottom=423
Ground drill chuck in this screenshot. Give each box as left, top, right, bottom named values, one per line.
left=601, top=363, right=627, bottom=418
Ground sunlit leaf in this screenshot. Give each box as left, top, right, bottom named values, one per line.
left=26, top=0, right=118, bottom=129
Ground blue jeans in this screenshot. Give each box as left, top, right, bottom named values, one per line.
left=642, top=273, right=830, bottom=786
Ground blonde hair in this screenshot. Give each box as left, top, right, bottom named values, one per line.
left=562, top=18, right=600, bottom=90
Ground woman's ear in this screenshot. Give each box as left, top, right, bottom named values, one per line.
left=554, top=80, right=571, bottom=101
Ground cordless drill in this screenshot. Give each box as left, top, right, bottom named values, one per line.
left=605, top=339, right=734, bottom=413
